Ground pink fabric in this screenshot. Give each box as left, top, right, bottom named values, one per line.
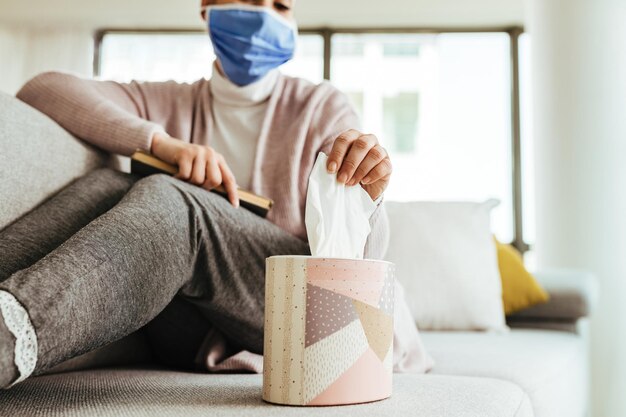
left=15, top=72, right=370, bottom=247
left=16, top=71, right=433, bottom=374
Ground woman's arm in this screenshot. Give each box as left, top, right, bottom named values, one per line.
left=16, top=72, right=240, bottom=206
left=15, top=72, right=188, bottom=156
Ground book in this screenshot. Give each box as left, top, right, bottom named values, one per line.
left=130, top=150, right=273, bottom=218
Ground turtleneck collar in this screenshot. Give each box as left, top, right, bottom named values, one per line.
left=209, top=61, right=279, bottom=107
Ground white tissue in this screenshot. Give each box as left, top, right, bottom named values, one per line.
left=305, top=153, right=377, bottom=259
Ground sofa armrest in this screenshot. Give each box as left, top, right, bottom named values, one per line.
left=506, top=269, right=598, bottom=332
left=0, top=91, right=109, bottom=230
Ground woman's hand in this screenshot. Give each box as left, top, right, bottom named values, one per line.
left=326, top=129, right=392, bottom=201
left=151, top=132, right=239, bottom=207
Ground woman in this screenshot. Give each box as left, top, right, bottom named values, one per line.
left=0, top=0, right=431, bottom=388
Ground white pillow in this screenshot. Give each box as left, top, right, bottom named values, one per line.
left=384, top=200, right=506, bottom=331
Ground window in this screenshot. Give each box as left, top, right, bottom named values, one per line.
left=98, top=32, right=213, bottom=83
left=96, top=28, right=528, bottom=249
left=383, top=93, right=419, bottom=154
left=97, top=31, right=324, bottom=84
left=279, top=33, right=324, bottom=84
left=331, top=33, right=513, bottom=241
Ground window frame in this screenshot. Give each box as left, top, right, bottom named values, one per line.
left=94, top=26, right=528, bottom=252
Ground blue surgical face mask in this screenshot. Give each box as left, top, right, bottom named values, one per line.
left=204, top=4, right=297, bottom=87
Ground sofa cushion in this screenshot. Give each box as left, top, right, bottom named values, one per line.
left=384, top=200, right=506, bottom=331
left=422, top=329, right=587, bottom=417
left=495, top=238, right=549, bottom=315
left=0, top=371, right=532, bottom=417
left=0, top=91, right=107, bottom=230
left=509, top=269, right=598, bottom=321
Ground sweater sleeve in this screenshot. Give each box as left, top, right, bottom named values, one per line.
left=15, top=71, right=189, bottom=156
left=363, top=200, right=390, bottom=260
left=316, top=85, right=389, bottom=261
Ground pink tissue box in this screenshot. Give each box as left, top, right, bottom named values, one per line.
left=262, top=256, right=394, bottom=406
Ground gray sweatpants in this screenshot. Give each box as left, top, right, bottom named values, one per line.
left=0, top=168, right=309, bottom=386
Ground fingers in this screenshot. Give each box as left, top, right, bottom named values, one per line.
left=349, top=144, right=387, bottom=186
left=171, top=145, right=240, bottom=208
left=174, top=149, right=193, bottom=181
left=361, top=157, right=393, bottom=185
left=336, top=134, right=378, bottom=185
left=328, top=131, right=387, bottom=187
left=217, top=155, right=240, bottom=208
left=327, top=129, right=361, bottom=174
left=201, top=151, right=222, bottom=190
left=190, top=149, right=208, bottom=185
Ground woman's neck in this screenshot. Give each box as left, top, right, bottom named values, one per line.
left=210, top=61, right=279, bottom=107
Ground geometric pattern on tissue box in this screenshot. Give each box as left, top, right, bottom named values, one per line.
left=262, top=256, right=394, bottom=406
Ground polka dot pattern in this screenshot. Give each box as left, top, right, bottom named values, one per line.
left=303, top=319, right=369, bottom=404
left=262, top=257, right=307, bottom=404
left=305, top=283, right=358, bottom=348
left=377, top=266, right=395, bottom=315
left=305, top=258, right=386, bottom=308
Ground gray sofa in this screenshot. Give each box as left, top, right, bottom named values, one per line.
left=0, top=91, right=596, bottom=417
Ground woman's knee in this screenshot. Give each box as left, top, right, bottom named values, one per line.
left=128, top=174, right=228, bottom=217
left=126, top=174, right=189, bottom=211
left=133, top=173, right=179, bottom=192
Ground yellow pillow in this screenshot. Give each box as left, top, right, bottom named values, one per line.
left=495, top=238, right=549, bottom=315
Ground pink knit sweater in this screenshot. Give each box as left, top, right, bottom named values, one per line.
left=16, top=72, right=433, bottom=373
left=16, top=72, right=390, bottom=256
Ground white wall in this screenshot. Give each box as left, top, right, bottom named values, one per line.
left=0, top=25, right=93, bottom=94
left=0, top=0, right=524, bottom=28
left=526, top=0, right=626, bottom=416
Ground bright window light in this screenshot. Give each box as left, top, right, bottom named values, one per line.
left=99, top=33, right=213, bottom=83
left=331, top=33, right=513, bottom=241
left=98, top=32, right=324, bottom=84
left=98, top=30, right=519, bottom=242
left=279, top=34, right=324, bottom=83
